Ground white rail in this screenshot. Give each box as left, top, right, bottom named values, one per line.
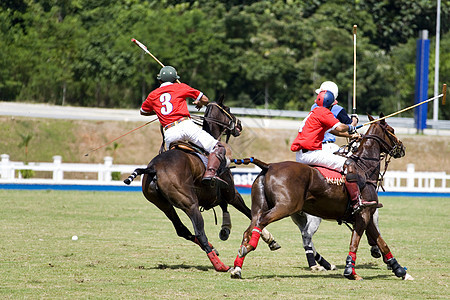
left=1, top=154, right=449, bottom=192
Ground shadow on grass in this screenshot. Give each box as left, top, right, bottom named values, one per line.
left=244, top=262, right=393, bottom=280
left=246, top=273, right=393, bottom=280
left=148, top=263, right=211, bottom=272
left=292, top=262, right=386, bottom=272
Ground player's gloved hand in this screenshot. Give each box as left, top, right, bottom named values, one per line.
left=347, top=125, right=357, bottom=134
left=350, top=133, right=361, bottom=140
left=350, top=114, right=359, bottom=123
left=193, top=100, right=202, bottom=110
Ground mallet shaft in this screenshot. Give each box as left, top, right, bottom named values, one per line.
left=131, top=38, right=181, bottom=84
left=360, top=92, right=445, bottom=128
left=352, top=25, right=357, bottom=114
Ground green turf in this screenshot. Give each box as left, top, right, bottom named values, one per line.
left=0, top=190, right=448, bottom=299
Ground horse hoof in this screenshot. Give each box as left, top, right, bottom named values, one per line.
left=344, top=273, right=363, bottom=281
left=403, top=273, right=414, bottom=280
left=311, top=265, right=326, bottom=272
left=268, top=240, right=281, bottom=251
left=219, top=228, right=230, bottom=241
left=230, top=266, right=242, bottom=279
left=370, top=246, right=382, bottom=258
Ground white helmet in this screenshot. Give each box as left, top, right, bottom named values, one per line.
left=315, top=81, right=338, bottom=99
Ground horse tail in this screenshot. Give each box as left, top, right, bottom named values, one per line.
left=231, top=157, right=270, bottom=171
left=123, top=166, right=156, bottom=185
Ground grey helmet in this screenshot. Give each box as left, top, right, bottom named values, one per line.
left=157, top=66, right=180, bottom=83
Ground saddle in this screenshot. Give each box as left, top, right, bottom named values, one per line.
left=169, top=141, right=209, bottom=156
left=168, top=141, right=227, bottom=177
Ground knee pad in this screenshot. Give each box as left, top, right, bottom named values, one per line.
left=346, top=172, right=358, bottom=182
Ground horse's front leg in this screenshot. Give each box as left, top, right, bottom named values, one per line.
left=366, top=208, right=383, bottom=258
left=366, top=220, right=413, bottom=280
left=218, top=202, right=232, bottom=241
left=344, top=209, right=372, bottom=280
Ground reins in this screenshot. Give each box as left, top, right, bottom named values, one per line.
left=192, top=103, right=238, bottom=135
left=349, top=123, right=402, bottom=191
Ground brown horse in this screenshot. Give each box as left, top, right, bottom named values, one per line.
left=230, top=113, right=413, bottom=280
left=124, top=96, right=280, bottom=272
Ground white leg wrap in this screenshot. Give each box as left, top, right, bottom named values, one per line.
left=260, top=228, right=273, bottom=244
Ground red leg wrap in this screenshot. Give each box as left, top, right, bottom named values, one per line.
left=207, top=251, right=229, bottom=272
left=248, top=227, right=262, bottom=249
left=384, top=251, right=393, bottom=260
left=349, top=251, right=357, bottom=275
left=234, top=254, right=245, bottom=268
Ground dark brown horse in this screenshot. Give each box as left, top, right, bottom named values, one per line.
left=230, top=114, right=413, bottom=280
left=124, top=96, right=280, bottom=272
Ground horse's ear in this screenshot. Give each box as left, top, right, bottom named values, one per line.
left=367, top=113, right=374, bottom=121
left=379, top=112, right=386, bottom=124
left=217, top=94, right=225, bottom=106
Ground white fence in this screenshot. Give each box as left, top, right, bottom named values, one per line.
left=0, top=154, right=145, bottom=186
left=1, top=154, right=450, bottom=193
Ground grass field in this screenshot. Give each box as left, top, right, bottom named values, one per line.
left=0, top=190, right=448, bottom=299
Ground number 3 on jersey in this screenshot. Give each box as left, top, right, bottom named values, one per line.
left=159, top=93, right=173, bottom=115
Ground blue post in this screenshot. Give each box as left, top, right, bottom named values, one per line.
left=414, top=30, right=430, bottom=133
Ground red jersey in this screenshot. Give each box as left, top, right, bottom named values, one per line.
left=291, top=106, right=340, bottom=151
left=141, top=82, right=203, bottom=127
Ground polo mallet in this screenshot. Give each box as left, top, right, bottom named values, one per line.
left=85, top=39, right=179, bottom=157
left=352, top=25, right=357, bottom=115
left=131, top=38, right=181, bottom=84
left=356, top=84, right=447, bottom=129
left=84, top=118, right=158, bottom=156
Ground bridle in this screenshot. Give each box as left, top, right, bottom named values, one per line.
left=350, top=122, right=405, bottom=190
left=364, top=122, right=404, bottom=158
left=192, top=103, right=240, bottom=136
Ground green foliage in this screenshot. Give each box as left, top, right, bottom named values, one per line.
left=0, top=0, right=449, bottom=118
left=18, top=131, right=33, bottom=162
left=19, top=168, right=35, bottom=179
left=111, top=171, right=121, bottom=180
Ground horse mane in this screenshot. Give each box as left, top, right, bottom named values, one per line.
left=232, top=157, right=270, bottom=171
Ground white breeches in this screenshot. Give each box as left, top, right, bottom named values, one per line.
left=295, top=149, right=347, bottom=172
left=321, top=142, right=340, bottom=153
left=164, top=119, right=218, bottom=153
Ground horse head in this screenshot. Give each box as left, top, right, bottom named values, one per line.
left=365, top=113, right=405, bottom=158
left=203, top=95, right=242, bottom=141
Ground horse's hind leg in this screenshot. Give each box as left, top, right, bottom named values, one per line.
left=146, top=193, right=198, bottom=244
left=291, top=212, right=336, bottom=271
left=230, top=190, right=281, bottom=251
left=366, top=220, right=413, bottom=280
left=185, top=205, right=230, bottom=272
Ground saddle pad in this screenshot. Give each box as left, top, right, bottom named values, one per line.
left=194, top=152, right=208, bottom=168
left=314, top=166, right=345, bottom=185
left=168, top=142, right=208, bottom=167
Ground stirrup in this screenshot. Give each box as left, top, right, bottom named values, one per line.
left=202, top=176, right=228, bottom=188
left=352, top=199, right=377, bottom=214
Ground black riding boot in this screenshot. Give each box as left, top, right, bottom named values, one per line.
left=202, top=143, right=228, bottom=188
left=345, top=179, right=377, bottom=214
